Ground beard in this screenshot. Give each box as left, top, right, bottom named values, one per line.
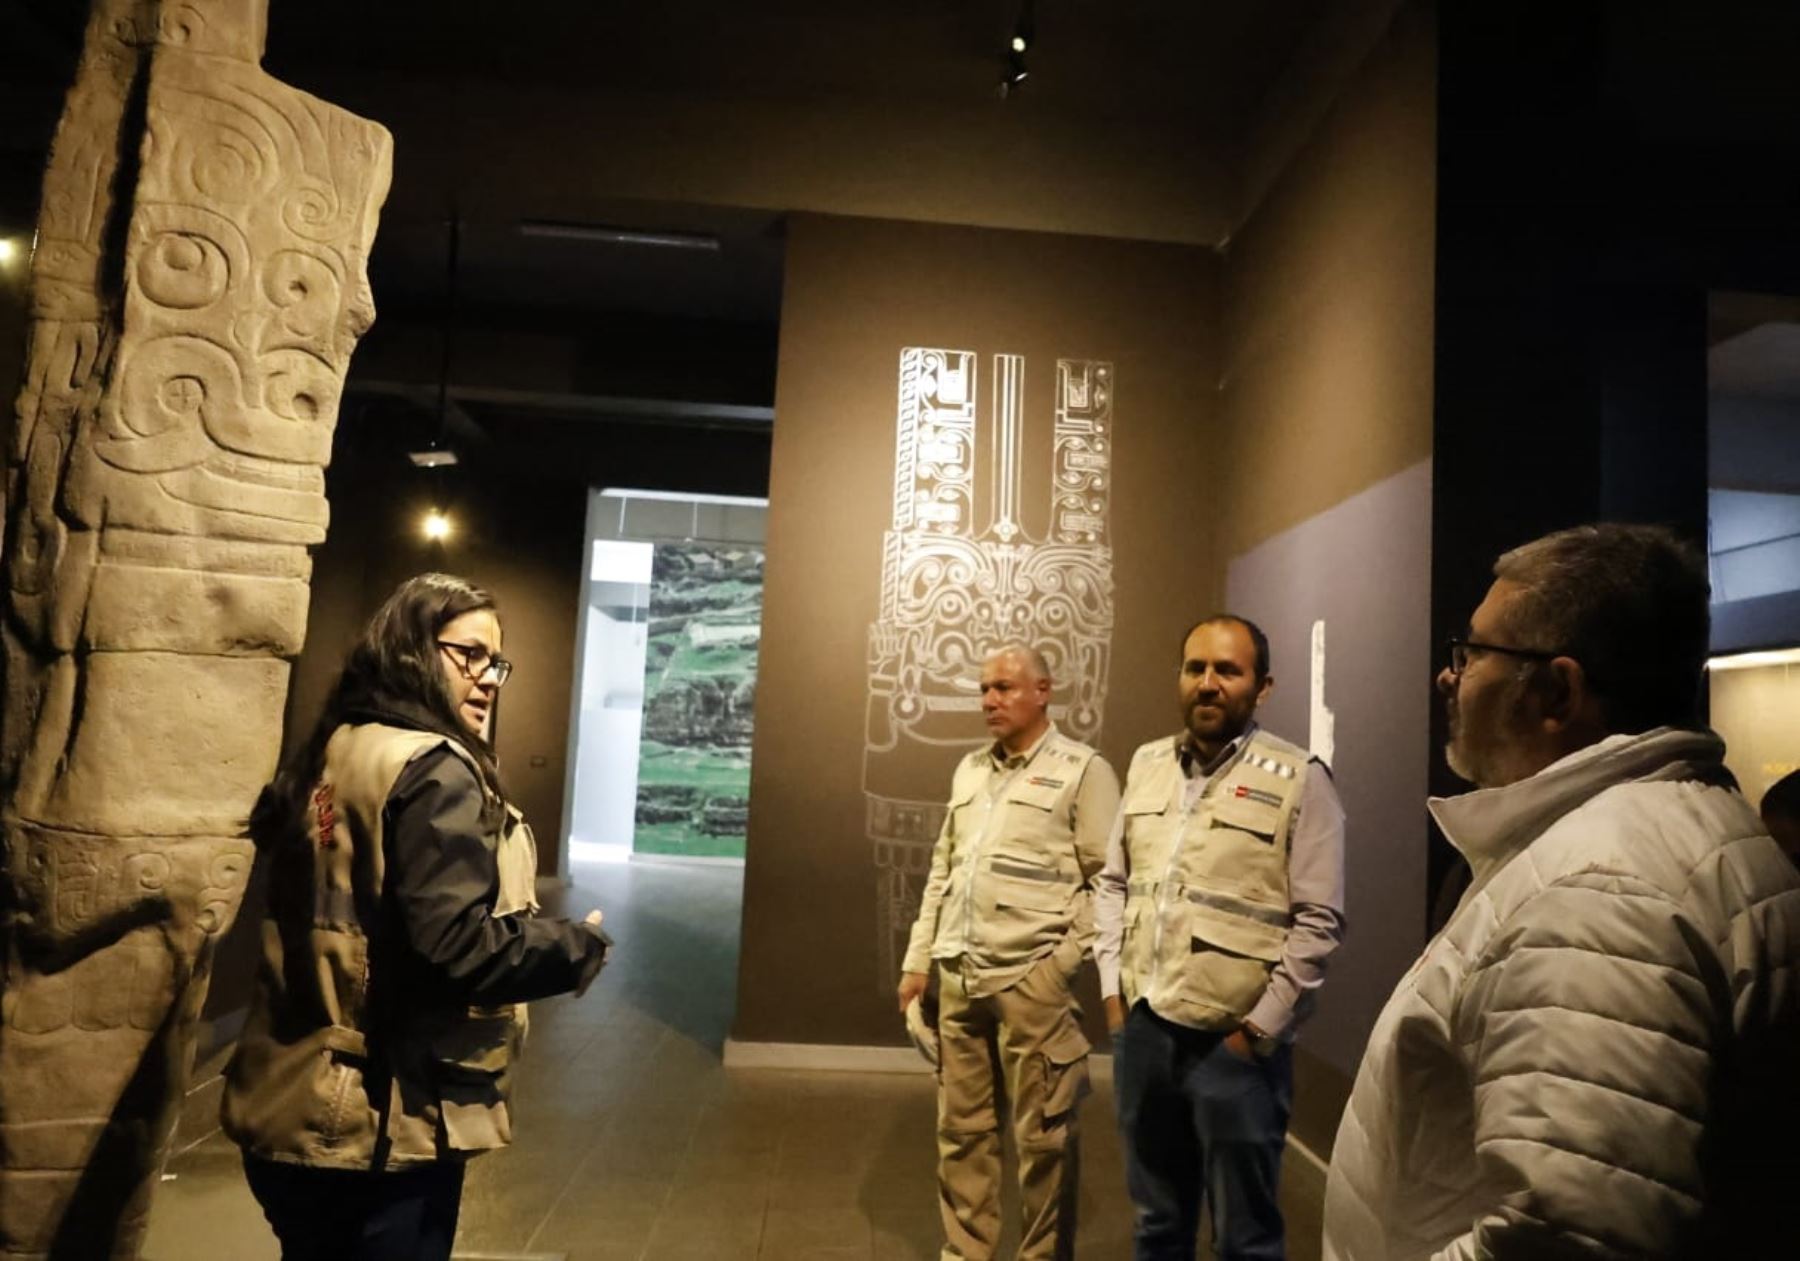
left=1185, top=697, right=1249, bottom=747
left=1444, top=739, right=1478, bottom=784
left=1444, top=698, right=1470, bottom=780
left=1443, top=674, right=1532, bottom=788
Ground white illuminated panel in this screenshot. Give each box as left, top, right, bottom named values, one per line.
left=1707, top=647, right=1800, bottom=671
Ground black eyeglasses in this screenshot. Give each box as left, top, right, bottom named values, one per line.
left=438, top=641, right=514, bottom=686
left=1445, top=637, right=1561, bottom=676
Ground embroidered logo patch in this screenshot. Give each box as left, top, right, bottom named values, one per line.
left=312, top=782, right=338, bottom=850
left=1233, top=785, right=1284, bottom=808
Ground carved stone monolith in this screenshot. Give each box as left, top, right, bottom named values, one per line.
left=0, top=1, right=391, bottom=1254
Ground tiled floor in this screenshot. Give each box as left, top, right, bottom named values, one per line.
left=144, top=861, right=1323, bottom=1260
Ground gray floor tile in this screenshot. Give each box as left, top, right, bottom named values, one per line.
left=145, top=860, right=1326, bottom=1260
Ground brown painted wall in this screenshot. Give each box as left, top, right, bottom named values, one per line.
left=1215, top=2, right=1438, bottom=1155
left=735, top=213, right=1219, bottom=1046
left=268, top=66, right=1232, bottom=247
left=1219, top=3, right=1437, bottom=561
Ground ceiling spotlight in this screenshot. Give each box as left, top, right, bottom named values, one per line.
left=0, top=238, right=18, bottom=266
left=1000, top=2, right=1034, bottom=98
left=422, top=509, right=453, bottom=541
left=1011, top=1, right=1035, bottom=55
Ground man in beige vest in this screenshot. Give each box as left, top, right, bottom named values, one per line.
left=1094, top=615, right=1347, bottom=1261
left=897, top=644, right=1122, bottom=1261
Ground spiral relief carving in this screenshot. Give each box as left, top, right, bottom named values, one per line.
left=136, top=231, right=231, bottom=309
left=865, top=348, right=1116, bottom=990
left=0, top=1, right=392, bottom=1254
left=262, top=248, right=341, bottom=341
left=156, top=3, right=207, bottom=46
left=280, top=181, right=346, bottom=243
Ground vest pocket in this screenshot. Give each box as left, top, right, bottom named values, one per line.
left=1120, top=785, right=1169, bottom=818
left=1208, top=795, right=1282, bottom=844
left=985, top=855, right=1074, bottom=913
left=1179, top=904, right=1286, bottom=1021
left=428, top=1007, right=519, bottom=1152
left=1006, top=779, right=1065, bottom=812
left=1121, top=899, right=1152, bottom=1004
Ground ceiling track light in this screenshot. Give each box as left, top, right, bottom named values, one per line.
left=999, top=0, right=1034, bottom=98
left=999, top=50, right=1030, bottom=98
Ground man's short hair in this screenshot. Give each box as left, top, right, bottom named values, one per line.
left=987, top=642, right=1053, bottom=684
left=1180, top=615, right=1271, bottom=684
left=1492, top=523, right=1708, bottom=733
left=1764, top=769, right=1800, bottom=823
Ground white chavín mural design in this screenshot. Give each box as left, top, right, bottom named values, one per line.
left=865, top=347, right=1116, bottom=990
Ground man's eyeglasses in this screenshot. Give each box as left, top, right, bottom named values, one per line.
left=438, top=640, right=514, bottom=686
left=1445, top=637, right=1561, bottom=676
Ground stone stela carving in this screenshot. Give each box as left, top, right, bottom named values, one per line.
left=865, top=348, right=1115, bottom=990
left=0, top=1, right=391, bottom=1254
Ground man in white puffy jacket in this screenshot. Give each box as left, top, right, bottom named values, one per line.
left=1323, top=523, right=1800, bottom=1261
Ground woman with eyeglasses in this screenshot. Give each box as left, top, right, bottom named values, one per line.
left=222, top=572, right=610, bottom=1260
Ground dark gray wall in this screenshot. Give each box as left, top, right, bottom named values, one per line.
left=1226, top=460, right=1433, bottom=1083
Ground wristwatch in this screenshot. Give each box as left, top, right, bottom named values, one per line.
left=1242, top=1021, right=1280, bottom=1058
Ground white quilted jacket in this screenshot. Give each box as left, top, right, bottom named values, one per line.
left=1324, top=728, right=1800, bottom=1260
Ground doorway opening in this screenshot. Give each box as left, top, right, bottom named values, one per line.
left=563, top=488, right=769, bottom=867
left=1704, top=290, right=1800, bottom=815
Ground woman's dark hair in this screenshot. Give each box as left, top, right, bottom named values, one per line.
left=254, top=573, right=502, bottom=846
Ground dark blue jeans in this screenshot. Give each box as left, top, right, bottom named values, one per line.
left=1113, top=1001, right=1293, bottom=1261
left=242, top=1152, right=465, bottom=1261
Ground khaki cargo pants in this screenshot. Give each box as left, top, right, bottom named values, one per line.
left=935, top=953, right=1092, bottom=1261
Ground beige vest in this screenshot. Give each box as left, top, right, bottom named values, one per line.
left=223, top=722, right=538, bottom=1169
left=924, top=730, right=1100, bottom=979
left=1117, top=728, right=1308, bottom=1030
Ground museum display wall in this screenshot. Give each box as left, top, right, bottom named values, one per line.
left=735, top=213, right=1220, bottom=1050
left=634, top=543, right=764, bottom=861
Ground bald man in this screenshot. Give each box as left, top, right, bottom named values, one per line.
left=898, top=645, right=1121, bottom=1261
